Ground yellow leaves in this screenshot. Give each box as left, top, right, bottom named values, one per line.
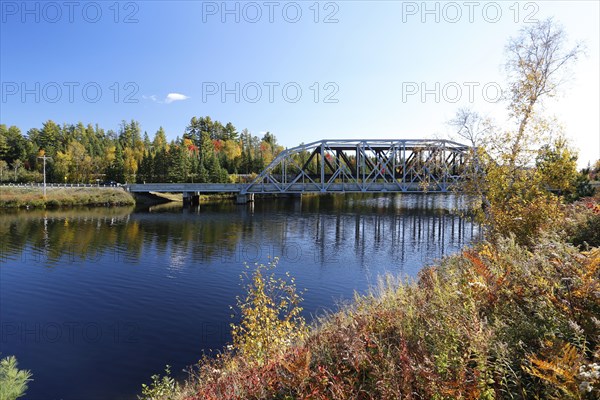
left=478, top=244, right=495, bottom=261
left=489, top=192, right=563, bottom=246
left=222, top=140, right=242, bottom=161
left=104, top=146, right=116, bottom=165
left=581, top=248, right=600, bottom=277
left=536, top=135, right=579, bottom=195
left=182, top=138, right=194, bottom=149
left=123, top=147, right=139, bottom=179
left=525, top=343, right=583, bottom=399
left=231, top=259, right=307, bottom=367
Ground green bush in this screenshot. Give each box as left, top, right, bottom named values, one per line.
left=0, top=356, right=32, bottom=400
left=569, top=212, right=600, bottom=249
left=138, top=365, right=179, bottom=400
left=563, top=199, right=600, bottom=249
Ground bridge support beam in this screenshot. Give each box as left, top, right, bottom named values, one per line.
left=236, top=193, right=254, bottom=204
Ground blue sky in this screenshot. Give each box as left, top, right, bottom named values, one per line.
left=1, top=1, right=598, bottom=166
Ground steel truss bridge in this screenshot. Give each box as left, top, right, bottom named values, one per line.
left=128, top=139, right=473, bottom=203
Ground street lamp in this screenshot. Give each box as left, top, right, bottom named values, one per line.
left=38, top=155, right=52, bottom=197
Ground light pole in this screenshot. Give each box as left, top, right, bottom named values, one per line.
left=38, top=155, right=52, bottom=197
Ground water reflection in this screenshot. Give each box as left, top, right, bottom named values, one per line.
left=1, top=195, right=477, bottom=270
left=0, top=194, right=480, bottom=400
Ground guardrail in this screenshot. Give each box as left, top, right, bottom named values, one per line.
left=0, top=183, right=122, bottom=188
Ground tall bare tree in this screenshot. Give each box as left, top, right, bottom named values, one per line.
left=504, top=18, right=582, bottom=168
left=448, top=107, right=493, bottom=147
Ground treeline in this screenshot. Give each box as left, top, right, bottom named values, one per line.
left=0, top=116, right=284, bottom=184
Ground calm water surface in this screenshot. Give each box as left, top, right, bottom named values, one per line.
left=0, top=194, right=480, bottom=399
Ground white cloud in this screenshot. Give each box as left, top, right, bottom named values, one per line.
left=143, top=93, right=190, bottom=104
left=165, top=93, right=190, bottom=104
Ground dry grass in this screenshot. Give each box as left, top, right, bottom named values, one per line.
left=150, top=191, right=183, bottom=202
left=0, top=186, right=135, bottom=208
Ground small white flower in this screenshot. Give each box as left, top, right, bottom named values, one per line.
left=579, top=381, right=593, bottom=393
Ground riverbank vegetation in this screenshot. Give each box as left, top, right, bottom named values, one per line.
left=0, top=186, right=135, bottom=208
left=136, top=196, right=599, bottom=400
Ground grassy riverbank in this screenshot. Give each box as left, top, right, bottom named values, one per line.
left=0, top=186, right=135, bottom=208
left=139, top=197, right=600, bottom=400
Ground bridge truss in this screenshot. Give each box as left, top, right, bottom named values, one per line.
left=242, top=139, right=472, bottom=194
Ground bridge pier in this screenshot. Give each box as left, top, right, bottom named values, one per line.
left=183, top=191, right=201, bottom=206
left=236, top=193, right=254, bottom=204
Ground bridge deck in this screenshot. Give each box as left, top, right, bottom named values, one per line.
left=128, top=183, right=242, bottom=193
left=127, top=182, right=460, bottom=194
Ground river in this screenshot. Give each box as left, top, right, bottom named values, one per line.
left=0, top=194, right=480, bottom=399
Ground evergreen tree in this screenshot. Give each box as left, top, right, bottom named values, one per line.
left=198, top=162, right=209, bottom=183
left=32, top=120, right=61, bottom=155
left=153, top=148, right=168, bottom=182
left=167, top=143, right=183, bottom=182
left=223, top=122, right=238, bottom=140
left=138, top=152, right=154, bottom=183
left=143, top=132, right=152, bottom=151
left=207, top=152, right=224, bottom=183
left=107, top=145, right=125, bottom=182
